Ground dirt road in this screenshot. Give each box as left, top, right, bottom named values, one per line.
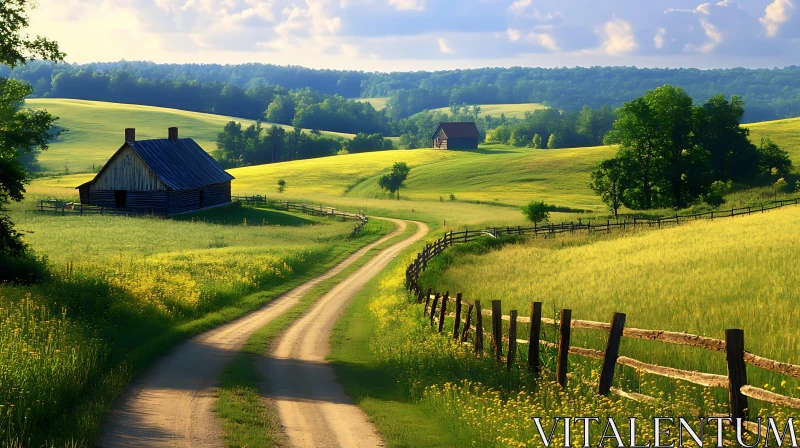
left=260, top=218, right=428, bottom=448
left=97, top=218, right=423, bottom=447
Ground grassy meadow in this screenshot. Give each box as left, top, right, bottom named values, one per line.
left=0, top=205, right=389, bottom=446
left=421, top=206, right=800, bottom=408
left=428, top=103, right=548, bottom=118
left=25, top=99, right=354, bottom=174
left=353, top=97, right=389, bottom=110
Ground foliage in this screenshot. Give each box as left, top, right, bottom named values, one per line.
left=377, top=162, right=410, bottom=200
left=531, top=133, right=542, bottom=149
left=345, top=132, right=393, bottom=153
left=589, top=157, right=625, bottom=217
left=0, top=1, right=65, bottom=68
left=1, top=1, right=62, bottom=269
left=521, top=200, right=550, bottom=223
left=758, top=137, right=793, bottom=178
left=601, top=87, right=765, bottom=210
left=277, top=178, right=286, bottom=193
left=703, top=180, right=728, bottom=207
left=214, top=120, right=343, bottom=167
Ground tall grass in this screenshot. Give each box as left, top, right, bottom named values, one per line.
left=359, top=250, right=797, bottom=447
left=0, top=206, right=386, bottom=446
left=421, top=206, right=800, bottom=418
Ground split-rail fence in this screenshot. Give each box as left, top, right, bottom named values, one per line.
left=405, top=199, right=800, bottom=436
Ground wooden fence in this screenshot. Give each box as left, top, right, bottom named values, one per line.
left=232, top=195, right=368, bottom=233
left=35, top=200, right=150, bottom=216
left=404, top=201, right=800, bottom=434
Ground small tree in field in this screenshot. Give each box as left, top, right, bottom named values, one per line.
left=378, top=162, right=410, bottom=200
left=277, top=179, right=287, bottom=193
left=531, top=134, right=542, bottom=149
left=589, top=157, right=624, bottom=218
left=522, top=200, right=550, bottom=224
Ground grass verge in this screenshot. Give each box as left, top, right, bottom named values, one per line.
left=214, top=219, right=418, bottom=447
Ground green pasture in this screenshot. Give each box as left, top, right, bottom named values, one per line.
left=353, top=97, right=389, bottom=110
left=428, top=102, right=548, bottom=118
left=25, top=99, right=354, bottom=174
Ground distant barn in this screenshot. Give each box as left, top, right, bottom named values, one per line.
left=431, top=122, right=480, bottom=150
left=76, top=127, right=234, bottom=214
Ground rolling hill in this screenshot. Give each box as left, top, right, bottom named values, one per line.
left=26, top=99, right=356, bottom=174
left=428, top=103, right=548, bottom=119
left=25, top=109, right=800, bottom=225
left=353, top=97, right=389, bottom=110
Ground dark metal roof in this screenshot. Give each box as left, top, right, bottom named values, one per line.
left=130, top=139, right=234, bottom=190
left=85, top=138, right=234, bottom=191
left=432, top=122, right=480, bottom=139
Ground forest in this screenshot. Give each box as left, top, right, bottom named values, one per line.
left=5, top=61, right=800, bottom=126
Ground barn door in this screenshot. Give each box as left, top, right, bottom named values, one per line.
left=114, top=190, right=127, bottom=208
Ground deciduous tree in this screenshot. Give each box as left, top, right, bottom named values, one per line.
left=378, top=162, right=410, bottom=200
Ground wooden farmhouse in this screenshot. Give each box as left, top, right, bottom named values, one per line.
left=431, top=122, right=480, bottom=150
left=76, top=128, right=234, bottom=214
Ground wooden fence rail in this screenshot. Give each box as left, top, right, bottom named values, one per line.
left=406, top=198, right=800, bottom=427
left=231, top=195, right=368, bottom=233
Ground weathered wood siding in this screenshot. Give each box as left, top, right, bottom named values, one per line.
left=432, top=128, right=447, bottom=149
left=90, top=146, right=168, bottom=191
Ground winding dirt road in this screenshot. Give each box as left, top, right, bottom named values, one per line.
left=260, top=218, right=427, bottom=448
left=98, top=217, right=426, bottom=447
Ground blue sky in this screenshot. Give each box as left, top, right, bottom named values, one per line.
left=28, top=0, right=799, bottom=71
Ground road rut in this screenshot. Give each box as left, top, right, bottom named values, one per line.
left=260, top=218, right=428, bottom=448
left=97, top=219, right=414, bottom=447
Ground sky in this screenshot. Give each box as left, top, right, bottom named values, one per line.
left=26, top=0, right=800, bottom=71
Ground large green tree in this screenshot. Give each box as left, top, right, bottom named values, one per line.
left=1, top=0, right=64, bottom=262
left=378, top=162, right=410, bottom=200
left=694, top=95, right=759, bottom=182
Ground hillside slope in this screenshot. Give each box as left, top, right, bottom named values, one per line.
left=26, top=114, right=800, bottom=224
left=26, top=99, right=355, bottom=174
left=428, top=103, right=547, bottom=118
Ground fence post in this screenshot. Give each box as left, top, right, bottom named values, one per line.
left=461, top=304, right=473, bottom=343
left=453, top=293, right=462, bottom=340
left=424, top=288, right=432, bottom=315
left=731, top=207, right=734, bottom=218
left=528, top=302, right=542, bottom=373
left=464, top=227, right=468, bottom=243
left=492, top=300, right=503, bottom=362
left=507, top=310, right=518, bottom=371
left=725, top=329, right=749, bottom=419
left=438, top=292, right=449, bottom=334
left=556, top=309, right=572, bottom=388
left=474, top=300, right=483, bottom=354
left=430, top=294, right=439, bottom=327
left=598, top=313, right=626, bottom=396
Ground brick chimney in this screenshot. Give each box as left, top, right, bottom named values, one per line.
left=168, top=127, right=178, bottom=141
left=125, top=128, right=135, bottom=143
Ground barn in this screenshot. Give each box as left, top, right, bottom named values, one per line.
left=76, top=127, right=234, bottom=214
left=431, top=122, right=480, bottom=150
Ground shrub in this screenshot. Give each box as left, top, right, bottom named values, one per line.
left=521, top=200, right=550, bottom=223
left=703, top=180, right=727, bottom=207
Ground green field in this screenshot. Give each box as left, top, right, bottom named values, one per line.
left=424, top=206, right=800, bottom=398
left=1, top=205, right=388, bottom=445
left=25, top=99, right=355, bottom=174
left=429, top=103, right=548, bottom=118
left=27, top=114, right=800, bottom=227
left=353, top=97, right=389, bottom=110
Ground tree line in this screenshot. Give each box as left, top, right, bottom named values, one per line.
left=485, top=106, right=616, bottom=148
left=212, top=121, right=393, bottom=168
left=590, top=86, right=793, bottom=215
left=7, top=62, right=800, bottom=127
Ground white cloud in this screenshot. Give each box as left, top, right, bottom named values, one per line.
left=654, top=27, right=666, bottom=49
left=687, top=19, right=724, bottom=52
left=527, top=32, right=558, bottom=51
left=696, top=3, right=711, bottom=14
left=601, top=18, right=638, bottom=55
left=760, top=0, right=794, bottom=37
left=507, top=0, right=555, bottom=20
left=388, top=0, right=425, bottom=11
left=506, top=28, right=521, bottom=42
left=508, top=0, right=532, bottom=14
left=438, top=37, right=453, bottom=54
